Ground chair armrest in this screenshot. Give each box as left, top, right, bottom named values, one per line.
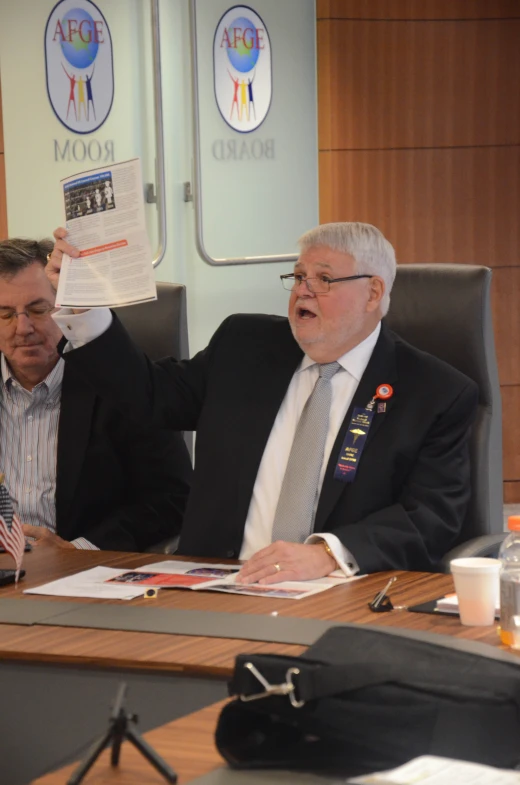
left=440, top=533, right=507, bottom=572
left=144, top=535, right=180, bottom=555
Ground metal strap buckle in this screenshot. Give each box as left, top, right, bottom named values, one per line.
left=239, top=662, right=305, bottom=708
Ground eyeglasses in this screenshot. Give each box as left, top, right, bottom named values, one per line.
left=0, top=305, right=55, bottom=325
left=280, top=273, right=373, bottom=294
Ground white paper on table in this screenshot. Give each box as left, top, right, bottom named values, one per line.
left=56, top=158, right=156, bottom=308
left=25, top=562, right=362, bottom=603
left=348, top=755, right=520, bottom=784
left=436, top=592, right=500, bottom=617
left=23, top=566, right=145, bottom=600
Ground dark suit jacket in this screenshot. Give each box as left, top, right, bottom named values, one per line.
left=53, top=362, right=192, bottom=550
left=64, top=314, right=478, bottom=570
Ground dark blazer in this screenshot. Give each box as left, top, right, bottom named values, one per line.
left=64, top=314, right=478, bottom=571
left=53, top=362, right=192, bottom=550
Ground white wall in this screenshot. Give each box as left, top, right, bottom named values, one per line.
left=0, top=0, right=317, bottom=355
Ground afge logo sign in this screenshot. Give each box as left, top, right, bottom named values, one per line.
left=214, top=5, right=272, bottom=134
left=45, top=0, right=114, bottom=134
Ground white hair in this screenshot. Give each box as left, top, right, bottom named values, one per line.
left=297, top=222, right=397, bottom=316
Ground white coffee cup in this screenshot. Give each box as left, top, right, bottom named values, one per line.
left=450, top=557, right=501, bottom=626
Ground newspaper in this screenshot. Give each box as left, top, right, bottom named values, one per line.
left=55, top=158, right=157, bottom=308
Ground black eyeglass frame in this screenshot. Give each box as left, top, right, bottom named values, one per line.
left=280, top=273, right=373, bottom=294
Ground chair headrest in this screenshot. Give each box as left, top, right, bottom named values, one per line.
left=386, top=264, right=497, bottom=404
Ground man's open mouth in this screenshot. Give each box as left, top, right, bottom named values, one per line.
left=297, top=307, right=316, bottom=319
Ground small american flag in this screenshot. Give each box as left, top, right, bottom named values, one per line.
left=0, top=474, right=25, bottom=581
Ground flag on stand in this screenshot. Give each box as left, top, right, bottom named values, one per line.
left=0, top=474, right=25, bottom=581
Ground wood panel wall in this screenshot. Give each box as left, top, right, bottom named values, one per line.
left=317, top=0, right=520, bottom=502
left=0, top=76, right=7, bottom=240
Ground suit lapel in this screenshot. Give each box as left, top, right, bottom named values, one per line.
left=55, top=365, right=96, bottom=536
left=314, top=323, right=398, bottom=531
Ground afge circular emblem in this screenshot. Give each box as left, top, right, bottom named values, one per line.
left=44, top=0, right=114, bottom=134
left=214, top=5, right=272, bottom=134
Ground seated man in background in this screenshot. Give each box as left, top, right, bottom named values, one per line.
left=0, top=238, right=192, bottom=551
left=48, top=222, right=477, bottom=575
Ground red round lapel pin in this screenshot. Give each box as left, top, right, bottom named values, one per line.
left=375, top=383, right=393, bottom=412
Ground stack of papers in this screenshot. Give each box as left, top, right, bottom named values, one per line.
left=24, top=561, right=358, bottom=601
left=436, top=593, right=500, bottom=618
left=348, top=754, right=520, bottom=783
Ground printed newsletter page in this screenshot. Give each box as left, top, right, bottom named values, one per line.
left=55, top=158, right=156, bottom=308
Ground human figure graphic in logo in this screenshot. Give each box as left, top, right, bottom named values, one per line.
left=62, top=64, right=77, bottom=121
left=85, top=64, right=96, bottom=121
left=247, top=71, right=256, bottom=121
left=228, top=70, right=241, bottom=121
left=240, top=78, right=248, bottom=121
left=77, top=76, right=87, bottom=121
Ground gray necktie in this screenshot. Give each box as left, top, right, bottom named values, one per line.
left=271, top=361, right=342, bottom=543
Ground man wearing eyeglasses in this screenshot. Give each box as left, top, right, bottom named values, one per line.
left=47, top=222, right=477, bottom=579
left=0, top=238, right=192, bottom=551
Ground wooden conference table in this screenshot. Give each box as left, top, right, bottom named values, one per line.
left=0, top=547, right=509, bottom=784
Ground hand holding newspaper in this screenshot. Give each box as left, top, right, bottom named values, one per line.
left=55, top=158, right=157, bottom=308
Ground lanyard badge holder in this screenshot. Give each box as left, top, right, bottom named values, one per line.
left=334, top=383, right=394, bottom=483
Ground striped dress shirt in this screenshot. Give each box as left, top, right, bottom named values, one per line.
left=0, top=356, right=96, bottom=549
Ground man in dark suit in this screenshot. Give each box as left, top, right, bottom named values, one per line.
left=0, top=238, right=192, bottom=551
left=48, top=222, right=477, bottom=576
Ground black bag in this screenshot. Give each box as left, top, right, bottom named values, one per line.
left=216, top=624, right=520, bottom=777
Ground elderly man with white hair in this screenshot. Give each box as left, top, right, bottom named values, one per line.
left=47, top=221, right=478, bottom=581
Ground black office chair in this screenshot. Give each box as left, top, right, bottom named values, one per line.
left=113, top=281, right=189, bottom=362
left=385, top=264, right=504, bottom=570
left=114, top=282, right=191, bottom=555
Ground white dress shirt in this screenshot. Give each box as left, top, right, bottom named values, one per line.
left=240, top=323, right=381, bottom=574
left=53, top=309, right=381, bottom=572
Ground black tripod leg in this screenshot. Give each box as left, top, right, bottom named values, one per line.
left=66, top=726, right=113, bottom=785
left=110, top=728, right=124, bottom=767
left=125, top=724, right=177, bottom=783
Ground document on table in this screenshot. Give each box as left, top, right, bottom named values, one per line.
left=25, top=561, right=361, bottom=602
left=23, top=566, right=146, bottom=600
left=348, top=755, right=520, bottom=783
left=435, top=593, right=500, bottom=617
left=55, top=158, right=156, bottom=308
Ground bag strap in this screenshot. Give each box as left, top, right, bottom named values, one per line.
left=231, top=655, right=520, bottom=707
left=298, top=662, right=520, bottom=705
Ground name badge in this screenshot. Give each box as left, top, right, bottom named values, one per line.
left=334, top=407, right=374, bottom=483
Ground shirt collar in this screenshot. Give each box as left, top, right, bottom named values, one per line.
left=299, top=321, right=381, bottom=382
left=1, top=354, right=64, bottom=400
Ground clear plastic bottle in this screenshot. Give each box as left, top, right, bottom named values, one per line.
left=499, top=515, right=520, bottom=646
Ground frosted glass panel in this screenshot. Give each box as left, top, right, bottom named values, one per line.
left=192, top=0, right=318, bottom=264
